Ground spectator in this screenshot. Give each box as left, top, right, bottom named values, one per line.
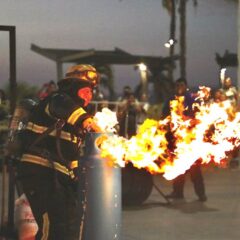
left=118, top=85, right=132, bottom=102
left=220, top=77, right=238, bottom=107
left=212, top=89, right=227, bottom=103
left=162, top=78, right=207, bottom=202
left=137, top=93, right=150, bottom=128
left=91, top=86, right=108, bottom=112
left=220, top=78, right=239, bottom=168
left=37, top=80, right=58, bottom=100
left=0, top=89, right=6, bottom=104
left=118, top=88, right=141, bottom=138
left=93, top=86, right=105, bottom=102
left=0, top=89, right=8, bottom=121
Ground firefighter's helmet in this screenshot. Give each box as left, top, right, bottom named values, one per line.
left=64, top=64, right=99, bottom=87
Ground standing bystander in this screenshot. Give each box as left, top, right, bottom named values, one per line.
left=118, top=87, right=141, bottom=138
left=220, top=77, right=238, bottom=107
left=162, top=78, right=207, bottom=202
left=220, top=77, right=239, bottom=168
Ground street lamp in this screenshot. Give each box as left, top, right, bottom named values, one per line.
left=139, top=63, right=147, bottom=72
left=164, top=39, right=177, bottom=48
left=220, top=68, right=227, bottom=86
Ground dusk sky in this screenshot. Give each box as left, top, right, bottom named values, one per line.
left=0, top=0, right=238, bottom=92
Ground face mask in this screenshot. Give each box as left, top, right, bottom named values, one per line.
left=77, top=87, right=93, bottom=106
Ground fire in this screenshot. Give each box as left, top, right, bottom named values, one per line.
left=93, top=107, right=118, bottom=133
left=94, top=88, right=240, bottom=180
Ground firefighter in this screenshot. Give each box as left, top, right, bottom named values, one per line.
left=16, top=64, right=101, bottom=240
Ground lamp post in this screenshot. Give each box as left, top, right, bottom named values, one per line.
left=164, top=38, right=177, bottom=83
left=138, top=63, right=148, bottom=98
left=220, top=68, right=227, bottom=87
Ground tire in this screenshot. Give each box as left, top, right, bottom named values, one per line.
left=122, top=163, right=153, bottom=206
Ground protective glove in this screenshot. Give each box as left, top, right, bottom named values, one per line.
left=82, top=117, right=102, bottom=133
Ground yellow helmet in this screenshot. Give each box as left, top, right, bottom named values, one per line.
left=64, top=64, right=100, bottom=87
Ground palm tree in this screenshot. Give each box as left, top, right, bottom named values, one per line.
left=153, top=0, right=178, bottom=102
left=155, top=0, right=198, bottom=103
left=163, top=0, right=198, bottom=83
left=162, top=0, right=177, bottom=83
left=179, top=0, right=187, bottom=81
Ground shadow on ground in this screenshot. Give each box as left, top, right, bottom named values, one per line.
left=123, top=199, right=219, bottom=214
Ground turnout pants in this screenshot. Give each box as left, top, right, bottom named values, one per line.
left=19, top=171, right=83, bottom=240
left=173, top=163, right=206, bottom=198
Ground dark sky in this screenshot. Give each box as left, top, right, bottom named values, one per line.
left=0, top=0, right=238, bottom=92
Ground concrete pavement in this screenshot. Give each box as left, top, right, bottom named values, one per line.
left=0, top=165, right=240, bottom=240
left=122, top=166, right=240, bottom=240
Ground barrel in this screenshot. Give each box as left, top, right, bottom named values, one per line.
left=82, top=133, right=121, bottom=240
left=122, top=163, right=153, bottom=206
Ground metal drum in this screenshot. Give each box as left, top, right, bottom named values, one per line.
left=82, top=133, right=121, bottom=240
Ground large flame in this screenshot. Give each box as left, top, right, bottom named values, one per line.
left=95, top=87, right=240, bottom=180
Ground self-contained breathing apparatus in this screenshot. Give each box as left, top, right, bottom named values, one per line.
left=6, top=98, right=70, bottom=166
left=6, top=98, right=38, bottom=161
left=6, top=96, right=86, bottom=184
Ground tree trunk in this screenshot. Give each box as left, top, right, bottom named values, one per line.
left=168, top=0, right=176, bottom=83
left=179, top=0, right=187, bottom=82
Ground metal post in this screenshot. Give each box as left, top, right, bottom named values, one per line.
left=237, top=0, right=240, bottom=93
left=56, top=60, right=63, bottom=81
left=8, top=27, right=17, bottom=232
left=9, top=26, right=17, bottom=114
left=0, top=25, right=17, bottom=114
left=83, top=133, right=122, bottom=240
left=0, top=25, right=17, bottom=238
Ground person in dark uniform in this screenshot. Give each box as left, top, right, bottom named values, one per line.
left=17, top=64, right=101, bottom=240
left=118, top=86, right=141, bottom=138
left=162, top=78, right=207, bottom=202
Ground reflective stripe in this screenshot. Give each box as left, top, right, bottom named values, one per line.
left=69, top=160, right=78, bottom=169
left=26, top=122, right=77, bottom=143
left=41, top=212, right=49, bottom=240
left=45, top=104, right=51, bottom=116
left=21, top=154, right=75, bottom=179
left=67, top=108, right=86, bottom=125
left=27, top=122, right=46, bottom=133
left=82, top=117, right=94, bottom=130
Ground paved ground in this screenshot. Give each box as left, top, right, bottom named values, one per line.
left=0, top=165, right=240, bottom=240
left=122, top=165, right=240, bottom=240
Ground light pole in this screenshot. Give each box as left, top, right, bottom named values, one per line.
left=138, top=63, right=148, bottom=98
left=220, top=67, right=227, bottom=87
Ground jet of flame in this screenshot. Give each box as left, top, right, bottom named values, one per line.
left=94, top=87, right=240, bottom=180
left=94, top=107, right=118, bottom=133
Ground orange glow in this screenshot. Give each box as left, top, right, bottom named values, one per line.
left=95, top=87, right=240, bottom=180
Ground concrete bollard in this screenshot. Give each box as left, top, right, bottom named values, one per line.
left=82, top=132, right=122, bottom=240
